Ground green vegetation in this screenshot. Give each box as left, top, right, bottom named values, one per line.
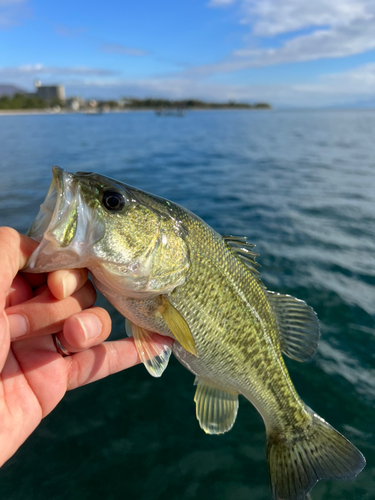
left=0, top=93, right=47, bottom=110
left=0, top=93, right=65, bottom=110
left=0, top=93, right=271, bottom=111
left=116, top=98, right=271, bottom=109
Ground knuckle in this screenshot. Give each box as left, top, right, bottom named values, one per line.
left=0, top=226, right=18, bottom=242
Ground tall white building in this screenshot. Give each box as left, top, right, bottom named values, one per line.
left=34, top=80, right=65, bottom=102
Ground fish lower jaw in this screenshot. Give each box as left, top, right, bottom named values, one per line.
left=25, top=237, right=87, bottom=272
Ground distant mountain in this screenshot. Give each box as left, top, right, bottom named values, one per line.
left=326, top=98, right=375, bottom=109
left=0, top=85, right=26, bottom=97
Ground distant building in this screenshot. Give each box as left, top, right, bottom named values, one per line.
left=34, top=80, right=65, bottom=102
left=118, top=98, right=132, bottom=107
left=66, top=96, right=86, bottom=110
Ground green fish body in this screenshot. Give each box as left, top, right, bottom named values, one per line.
left=26, top=167, right=365, bottom=500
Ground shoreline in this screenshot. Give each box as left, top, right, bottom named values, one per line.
left=0, top=109, right=78, bottom=116
left=0, top=107, right=271, bottom=116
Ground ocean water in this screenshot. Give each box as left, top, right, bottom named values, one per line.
left=0, top=109, right=374, bottom=500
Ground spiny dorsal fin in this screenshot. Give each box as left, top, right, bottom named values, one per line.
left=194, top=379, right=239, bottom=435
left=125, top=318, right=173, bottom=377
left=267, top=291, right=320, bottom=362
left=159, top=296, right=197, bottom=356
left=223, top=235, right=262, bottom=282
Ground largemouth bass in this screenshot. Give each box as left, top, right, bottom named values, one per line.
left=25, top=167, right=365, bottom=500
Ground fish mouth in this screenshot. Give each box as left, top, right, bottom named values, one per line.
left=24, top=166, right=103, bottom=272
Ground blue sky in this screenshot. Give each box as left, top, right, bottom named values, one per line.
left=1, top=0, right=375, bottom=107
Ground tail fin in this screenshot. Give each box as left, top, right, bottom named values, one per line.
left=267, top=409, right=365, bottom=500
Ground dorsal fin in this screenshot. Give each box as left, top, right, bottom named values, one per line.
left=223, top=236, right=320, bottom=362
left=223, top=235, right=263, bottom=284
left=267, top=291, right=320, bottom=362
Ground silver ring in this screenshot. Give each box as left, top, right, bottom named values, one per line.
left=53, top=334, right=73, bottom=357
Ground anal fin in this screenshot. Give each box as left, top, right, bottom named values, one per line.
left=194, top=379, right=239, bottom=435
left=125, top=319, right=173, bottom=378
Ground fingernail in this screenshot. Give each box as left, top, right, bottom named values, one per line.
left=77, top=315, right=102, bottom=342
left=61, top=271, right=79, bottom=298
left=8, top=314, right=30, bottom=339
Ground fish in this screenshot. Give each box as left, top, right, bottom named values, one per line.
left=25, top=166, right=365, bottom=500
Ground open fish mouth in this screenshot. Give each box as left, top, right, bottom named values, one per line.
left=24, top=166, right=103, bottom=272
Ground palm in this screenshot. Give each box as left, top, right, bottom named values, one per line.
left=0, top=336, right=67, bottom=462
left=0, top=228, right=144, bottom=467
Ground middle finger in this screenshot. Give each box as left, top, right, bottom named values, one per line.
left=6, top=280, right=97, bottom=340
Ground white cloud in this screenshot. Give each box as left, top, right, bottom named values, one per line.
left=294, top=63, right=375, bottom=96
left=0, top=63, right=375, bottom=107
left=3, top=58, right=372, bottom=107
left=0, top=0, right=30, bottom=28
left=204, top=0, right=375, bottom=72
left=208, top=0, right=236, bottom=6
left=55, top=25, right=87, bottom=38
left=233, top=18, right=375, bottom=65
left=100, top=43, right=149, bottom=57
left=66, top=77, right=281, bottom=103
left=0, top=0, right=25, bottom=5
left=62, top=62, right=375, bottom=107
left=2, top=56, right=372, bottom=107
left=0, top=64, right=119, bottom=78
left=240, top=0, right=374, bottom=36
left=0, top=64, right=119, bottom=91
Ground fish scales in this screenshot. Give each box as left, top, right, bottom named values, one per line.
left=168, top=207, right=306, bottom=430
left=24, top=167, right=366, bottom=500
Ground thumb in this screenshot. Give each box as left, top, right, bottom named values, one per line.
left=0, top=310, right=10, bottom=372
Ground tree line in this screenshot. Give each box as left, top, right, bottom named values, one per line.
left=122, top=98, right=271, bottom=109
left=0, top=93, right=61, bottom=110
left=0, top=93, right=271, bottom=110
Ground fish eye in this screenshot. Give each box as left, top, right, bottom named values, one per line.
left=102, top=190, right=126, bottom=212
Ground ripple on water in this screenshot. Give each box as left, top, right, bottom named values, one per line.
left=0, top=109, right=374, bottom=500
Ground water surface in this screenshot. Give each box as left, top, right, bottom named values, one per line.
left=0, top=109, right=374, bottom=500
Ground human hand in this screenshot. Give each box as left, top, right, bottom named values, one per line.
left=0, top=227, right=151, bottom=467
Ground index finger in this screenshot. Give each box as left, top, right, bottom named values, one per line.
left=0, top=228, right=38, bottom=302
left=66, top=334, right=175, bottom=390
left=65, top=338, right=141, bottom=390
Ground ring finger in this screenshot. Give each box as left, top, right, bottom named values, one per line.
left=54, top=307, right=112, bottom=354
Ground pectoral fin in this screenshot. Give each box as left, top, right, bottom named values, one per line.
left=125, top=319, right=173, bottom=378
left=159, top=296, right=197, bottom=356
left=194, top=379, right=239, bottom=435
